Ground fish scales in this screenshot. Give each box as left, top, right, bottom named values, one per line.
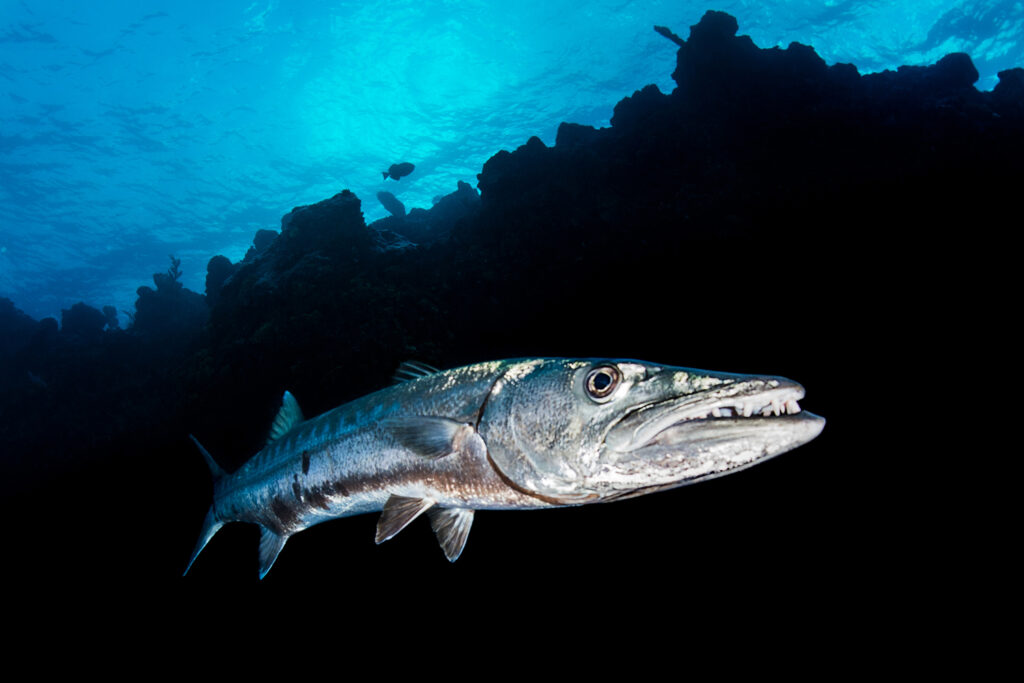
left=214, top=363, right=535, bottom=527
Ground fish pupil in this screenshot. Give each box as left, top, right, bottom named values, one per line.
left=586, top=365, right=620, bottom=399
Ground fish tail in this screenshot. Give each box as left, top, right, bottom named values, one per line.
left=184, top=434, right=227, bottom=576
left=382, top=171, right=389, bottom=180
left=184, top=505, right=223, bottom=576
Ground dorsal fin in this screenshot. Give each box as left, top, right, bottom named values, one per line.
left=427, top=508, right=474, bottom=562
left=268, top=390, right=304, bottom=444
left=375, top=494, right=436, bottom=544
left=392, top=360, right=440, bottom=384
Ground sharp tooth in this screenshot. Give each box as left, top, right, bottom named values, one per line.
left=771, top=399, right=781, bottom=416
left=785, top=400, right=801, bottom=414
left=742, top=403, right=753, bottom=417
left=712, top=407, right=721, bottom=418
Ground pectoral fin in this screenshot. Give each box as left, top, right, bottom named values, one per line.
left=427, top=508, right=474, bottom=562
left=375, top=495, right=436, bottom=544
left=383, top=416, right=486, bottom=460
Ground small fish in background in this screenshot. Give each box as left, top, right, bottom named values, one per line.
left=376, top=190, right=406, bottom=217
left=654, top=25, right=685, bottom=47
left=382, top=162, right=415, bottom=181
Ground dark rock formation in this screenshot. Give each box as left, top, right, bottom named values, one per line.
left=252, top=228, right=278, bottom=253
left=993, top=66, right=1024, bottom=115
left=204, top=254, right=236, bottom=307
left=60, top=302, right=107, bottom=340
left=133, top=256, right=208, bottom=340
left=102, top=306, right=119, bottom=330
left=274, top=190, right=371, bottom=263
left=0, top=296, right=39, bottom=360
left=240, top=228, right=280, bottom=264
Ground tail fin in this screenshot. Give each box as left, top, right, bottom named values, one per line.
left=184, top=506, right=224, bottom=576
left=382, top=171, right=389, bottom=180
left=184, top=434, right=227, bottom=576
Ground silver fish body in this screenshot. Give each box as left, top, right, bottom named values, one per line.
left=186, top=358, right=825, bottom=578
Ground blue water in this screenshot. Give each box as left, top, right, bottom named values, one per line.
left=1, top=0, right=1021, bottom=322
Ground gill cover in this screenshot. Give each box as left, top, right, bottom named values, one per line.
left=478, top=359, right=646, bottom=502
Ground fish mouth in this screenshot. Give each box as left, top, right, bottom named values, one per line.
left=605, top=377, right=823, bottom=455
left=594, top=376, right=825, bottom=498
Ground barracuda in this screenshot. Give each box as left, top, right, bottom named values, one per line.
left=185, top=358, right=825, bottom=578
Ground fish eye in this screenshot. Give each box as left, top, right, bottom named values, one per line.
left=585, top=365, right=621, bottom=401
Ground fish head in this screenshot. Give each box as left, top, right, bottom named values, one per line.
left=479, top=359, right=825, bottom=503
